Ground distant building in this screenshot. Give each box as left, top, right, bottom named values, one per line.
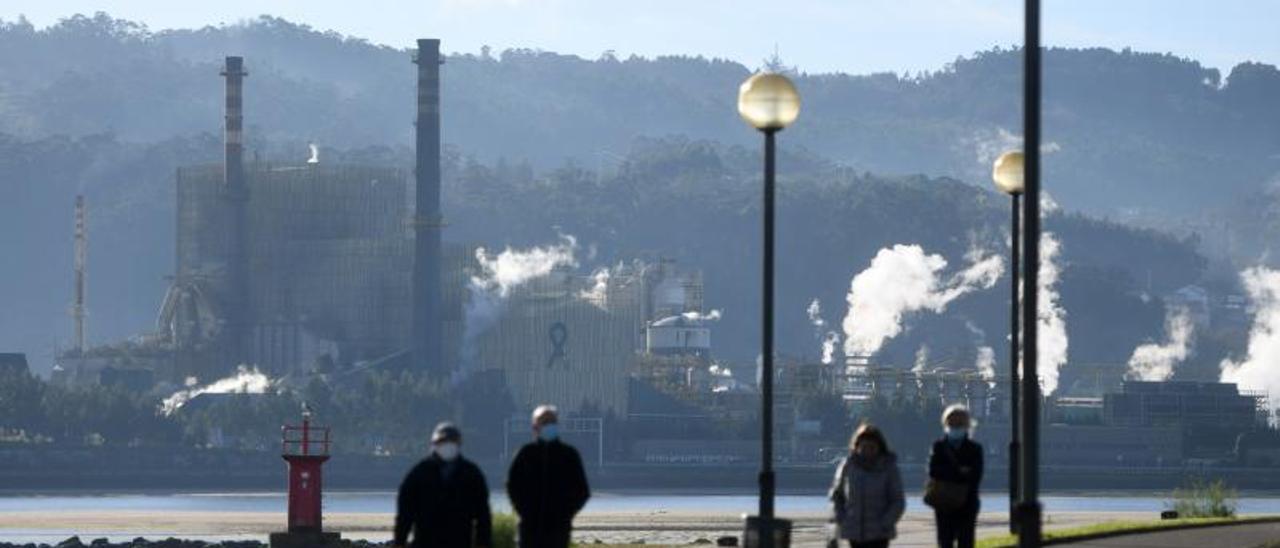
left=1103, top=381, right=1265, bottom=428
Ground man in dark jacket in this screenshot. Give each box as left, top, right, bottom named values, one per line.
left=507, top=405, right=591, bottom=548
left=928, top=405, right=984, bottom=548
left=394, top=422, right=493, bottom=548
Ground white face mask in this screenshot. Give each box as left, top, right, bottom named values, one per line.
left=435, top=442, right=460, bottom=461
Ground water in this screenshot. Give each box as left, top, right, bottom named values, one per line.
left=5, top=490, right=1280, bottom=515
left=4, top=490, right=1280, bottom=544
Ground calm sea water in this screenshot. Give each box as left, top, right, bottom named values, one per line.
left=3, top=490, right=1280, bottom=543
left=5, top=490, right=1280, bottom=514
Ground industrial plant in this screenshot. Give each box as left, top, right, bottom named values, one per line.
left=49, top=40, right=718, bottom=423
left=39, top=38, right=1276, bottom=473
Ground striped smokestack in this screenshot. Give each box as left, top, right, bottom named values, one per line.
left=411, top=39, right=446, bottom=374
left=222, top=56, right=251, bottom=366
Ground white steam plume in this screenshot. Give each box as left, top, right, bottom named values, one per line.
left=1127, top=307, right=1194, bottom=381
left=964, top=320, right=997, bottom=381
left=1036, top=234, right=1068, bottom=394
left=462, top=235, right=579, bottom=366
left=840, top=244, right=1004, bottom=358
left=912, top=345, right=931, bottom=373
left=1221, top=267, right=1280, bottom=417
left=681, top=309, right=722, bottom=322
left=807, top=298, right=842, bottom=365
left=160, top=365, right=272, bottom=415
left=807, top=299, right=825, bottom=328
left=975, top=346, right=997, bottom=381
left=579, top=267, right=611, bottom=307
left=821, top=332, right=840, bottom=365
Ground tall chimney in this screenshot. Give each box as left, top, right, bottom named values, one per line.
left=222, top=56, right=251, bottom=366
left=72, top=195, right=87, bottom=355
left=411, top=39, right=445, bottom=374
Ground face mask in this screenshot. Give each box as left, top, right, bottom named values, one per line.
left=435, top=442, right=460, bottom=461
left=945, top=427, right=968, bottom=441
left=538, top=424, right=559, bottom=442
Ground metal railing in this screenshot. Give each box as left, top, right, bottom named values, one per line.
left=282, top=422, right=331, bottom=456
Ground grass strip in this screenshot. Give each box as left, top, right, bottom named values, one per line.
left=976, top=515, right=1280, bottom=547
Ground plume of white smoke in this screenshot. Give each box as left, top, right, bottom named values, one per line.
left=1041, top=192, right=1060, bottom=215
left=841, top=244, right=1004, bottom=358
left=1127, top=307, right=1195, bottom=381
left=579, top=267, right=611, bottom=308
left=807, top=299, right=825, bottom=328
left=462, top=235, right=579, bottom=366
left=681, top=309, right=722, bottom=322
left=807, top=298, right=843, bottom=365
left=970, top=127, right=1063, bottom=168
left=1036, top=234, right=1068, bottom=394
left=160, top=365, right=272, bottom=416
left=975, top=346, right=997, bottom=381
left=912, top=345, right=931, bottom=373
left=963, top=320, right=998, bottom=381
left=1221, top=267, right=1280, bottom=416
left=821, top=332, right=841, bottom=365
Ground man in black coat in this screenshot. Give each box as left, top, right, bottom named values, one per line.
left=394, top=422, right=493, bottom=548
left=507, top=405, right=591, bottom=548
left=928, top=405, right=984, bottom=548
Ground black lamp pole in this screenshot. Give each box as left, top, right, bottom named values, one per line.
left=1017, top=0, right=1044, bottom=544
left=1008, top=192, right=1022, bottom=534
left=759, top=127, right=778, bottom=548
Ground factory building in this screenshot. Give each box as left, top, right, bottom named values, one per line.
left=475, top=261, right=709, bottom=416
left=49, top=42, right=726, bottom=423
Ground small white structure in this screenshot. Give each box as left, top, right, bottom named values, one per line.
left=646, top=315, right=712, bottom=358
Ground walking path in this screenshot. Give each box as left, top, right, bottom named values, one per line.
left=1053, top=520, right=1280, bottom=547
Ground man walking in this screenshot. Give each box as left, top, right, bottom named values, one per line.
left=394, top=422, right=493, bottom=548
left=507, top=405, right=591, bottom=548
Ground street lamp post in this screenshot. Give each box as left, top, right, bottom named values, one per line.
left=737, top=72, right=800, bottom=548
left=993, top=151, right=1025, bottom=534
left=1018, top=0, right=1044, bottom=544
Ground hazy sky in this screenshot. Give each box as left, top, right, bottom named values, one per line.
left=4, top=1, right=1278, bottom=75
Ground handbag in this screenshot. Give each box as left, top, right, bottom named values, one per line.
left=923, top=443, right=970, bottom=512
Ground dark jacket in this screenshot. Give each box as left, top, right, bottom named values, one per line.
left=395, top=454, right=492, bottom=548
left=830, top=452, right=905, bottom=542
left=506, top=439, right=591, bottom=546
left=928, top=436, right=984, bottom=514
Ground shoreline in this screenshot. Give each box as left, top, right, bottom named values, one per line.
left=0, top=509, right=1158, bottom=547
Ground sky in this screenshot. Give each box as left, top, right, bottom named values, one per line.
left=3, top=1, right=1278, bottom=76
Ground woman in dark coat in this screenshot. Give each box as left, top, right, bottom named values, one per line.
left=928, top=404, right=983, bottom=548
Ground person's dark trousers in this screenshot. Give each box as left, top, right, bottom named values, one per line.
left=848, top=540, right=890, bottom=548
left=518, top=524, right=571, bottom=548
left=934, top=510, right=976, bottom=548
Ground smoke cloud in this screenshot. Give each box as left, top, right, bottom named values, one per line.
left=975, top=346, right=997, bottom=381
left=681, top=309, right=723, bottom=322
left=840, top=244, right=1004, bottom=358
left=160, top=365, right=273, bottom=416
left=579, top=267, right=611, bottom=307
left=821, top=332, right=840, bottom=365
left=1036, top=234, right=1068, bottom=394
left=462, top=235, right=579, bottom=366
left=807, top=299, right=825, bottom=328
left=807, top=298, right=842, bottom=365
left=1221, top=267, right=1280, bottom=415
left=1127, top=307, right=1194, bottom=381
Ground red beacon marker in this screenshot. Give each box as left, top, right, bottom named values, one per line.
left=270, top=403, right=341, bottom=548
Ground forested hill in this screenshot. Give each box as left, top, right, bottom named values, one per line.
left=1, top=13, right=1278, bottom=217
